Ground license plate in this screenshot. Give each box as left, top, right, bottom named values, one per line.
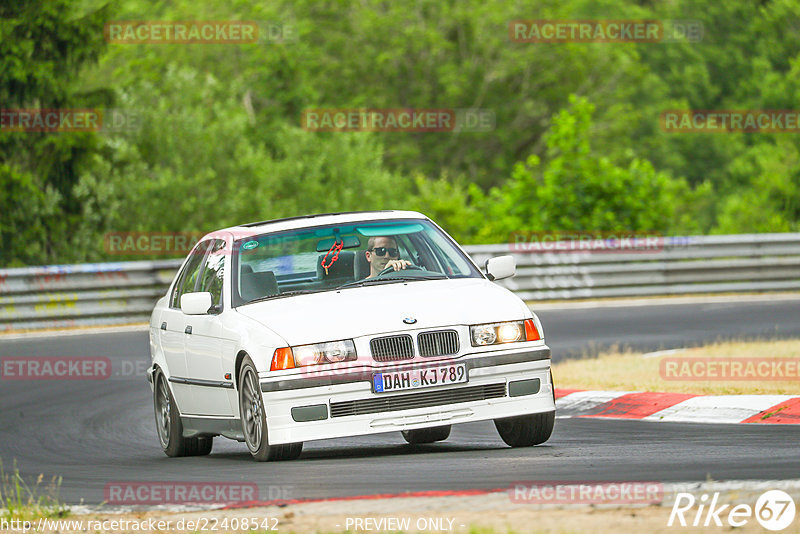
left=372, top=363, right=467, bottom=393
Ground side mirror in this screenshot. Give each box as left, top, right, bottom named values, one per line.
left=485, top=255, right=515, bottom=281
left=180, top=292, right=213, bottom=315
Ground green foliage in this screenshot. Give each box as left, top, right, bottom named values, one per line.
left=78, top=65, right=408, bottom=260
left=0, top=0, right=110, bottom=266
left=401, top=175, right=482, bottom=243
left=2, top=0, right=800, bottom=266
left=472, top=96, right=690, bottom=243
left=0, top=165, right=58, bottom=267
left=714, top=140, right=800, bottom=233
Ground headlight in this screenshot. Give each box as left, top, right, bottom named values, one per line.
left=471, top=324, right=497, bottom=345
left=291, top=339, right=357, bottom=366
left=470, top=319, right=540, bottom=347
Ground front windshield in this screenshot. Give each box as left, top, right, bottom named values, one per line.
left=232, top=218, right=481, bottom=306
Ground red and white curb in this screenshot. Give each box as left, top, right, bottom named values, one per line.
left=555, top=389, right=800, bottom=424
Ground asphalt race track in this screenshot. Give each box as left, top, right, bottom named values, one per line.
left=539, top=297, right=800, bottom=359
left=1, top=297, right=799, bottom=505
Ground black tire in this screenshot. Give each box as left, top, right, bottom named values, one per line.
left=401, top=425, right=451, bottom=444
left=267, top=442, right=304, bottom=461
left=238, top=356, right=303, bottom=461
left=154, top=372, right=214, bottom=457
left=494, top=411, right=555, bottom=447
left=192, top=436, right=214, bottom=456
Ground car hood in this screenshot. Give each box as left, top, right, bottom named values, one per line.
left=235, top=278, right=529, bottom=345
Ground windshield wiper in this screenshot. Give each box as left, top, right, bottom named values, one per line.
left=336, top=275, right=445, bottom=290
left=243, top=289, right=324, bottom=305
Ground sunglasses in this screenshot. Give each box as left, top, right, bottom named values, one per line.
left=369, top=247, right=399, bottom=257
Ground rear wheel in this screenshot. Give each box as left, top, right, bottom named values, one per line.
left=401, top=425, right=451, bottom=444
left=239, top=356, right=303, bottom=461
left=494, top=411, right=554, bottom=447
left=154, top=372, right=213, bottom=456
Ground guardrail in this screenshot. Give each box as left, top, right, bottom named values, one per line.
left=467, top=233, right=800, bottom=300
left=1, top=233, right=799, bottom=331
left=0, top=260, right=182, bottom=331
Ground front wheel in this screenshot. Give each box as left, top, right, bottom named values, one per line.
left=494, top=411, right=554, bottom=447
left=239, top=356, right=303, bottom=461
left=154, top=372, right=213, bottom=457
left=402, top=425, right=451, bottom=444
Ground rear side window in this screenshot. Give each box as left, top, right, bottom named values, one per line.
left=198, top=240, right=226, bottom=311
left=169, top=241, right=211, bottom=309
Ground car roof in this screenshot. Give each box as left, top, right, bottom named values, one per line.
left=202, top=210, right=430, bottom=241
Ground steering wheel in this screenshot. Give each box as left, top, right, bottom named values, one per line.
left=376, top=264, right=423, bottom=277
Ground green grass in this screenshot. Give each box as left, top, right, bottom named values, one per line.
left=0, top=459, right=68, bottom=521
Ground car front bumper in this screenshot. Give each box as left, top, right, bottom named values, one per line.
left=259, top=345, right=554, bottom=445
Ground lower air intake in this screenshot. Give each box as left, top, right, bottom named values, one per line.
left=330, top=383, right=507, bottom=418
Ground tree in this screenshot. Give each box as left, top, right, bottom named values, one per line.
left=80, top=65, right=409, bottom=261
left=475, top=96, right=689, bottom=243
left=0, top=0, right=110, bottom=266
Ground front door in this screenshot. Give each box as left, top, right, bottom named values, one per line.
left=183, top=240, right=236, bottom=417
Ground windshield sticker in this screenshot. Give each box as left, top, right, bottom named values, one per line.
left=242, top=240, right=259, bottom=250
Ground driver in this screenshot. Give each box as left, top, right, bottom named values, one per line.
left=365, top=236, right=412, bottom=278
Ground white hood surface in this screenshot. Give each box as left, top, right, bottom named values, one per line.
left=235, top=278, right=529, bottom=346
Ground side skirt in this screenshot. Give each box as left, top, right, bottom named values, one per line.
left=182, top=416, right=244, bottom=442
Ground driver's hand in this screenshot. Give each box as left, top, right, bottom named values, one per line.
left=386, top=259, right=412, bottom=271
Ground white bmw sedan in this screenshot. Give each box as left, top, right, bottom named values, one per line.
left=148, top=211, right=555, bottom=461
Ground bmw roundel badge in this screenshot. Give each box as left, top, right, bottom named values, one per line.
left=403, top=317, right=417, bottom=324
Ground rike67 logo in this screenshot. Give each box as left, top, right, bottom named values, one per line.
left=668, top=490, right=796, bottom=531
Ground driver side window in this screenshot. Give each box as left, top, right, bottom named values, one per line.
left=169, top=241, right=211, bottom=309
left=198, top=240, right=226, bottom=311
